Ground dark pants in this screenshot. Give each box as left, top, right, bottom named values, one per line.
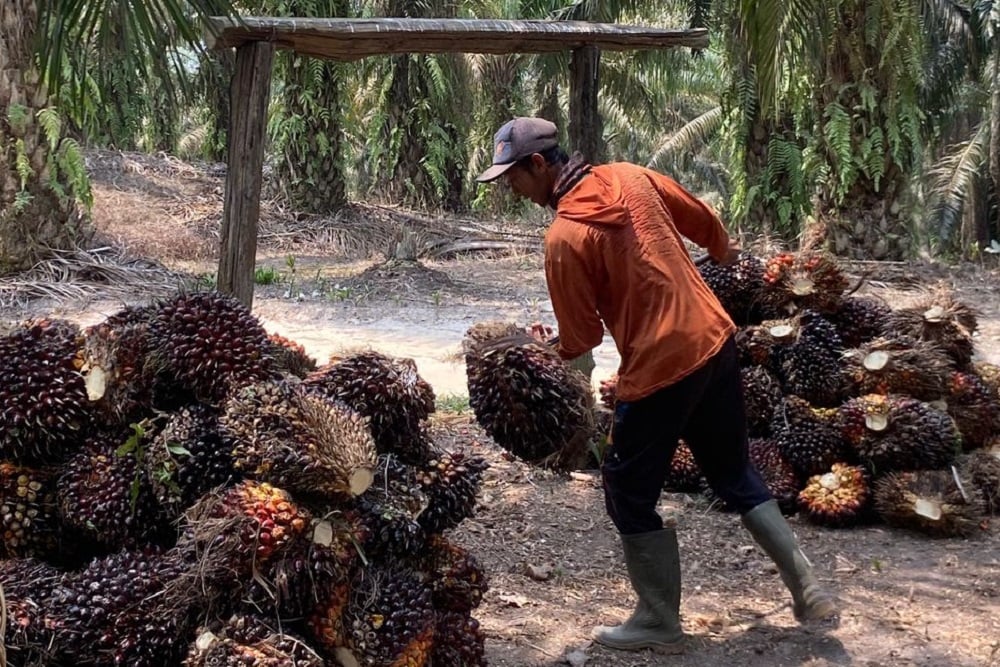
left=602, top=336, right=771, bottom=535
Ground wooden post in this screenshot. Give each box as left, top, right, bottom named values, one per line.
left=569, top=45, right=604, bottom=164
left=218, top=41, right=274, bottom=307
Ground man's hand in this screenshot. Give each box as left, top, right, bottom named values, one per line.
left=526, top=322, right=555, bottom=343
left=720, top=238, right=742, bottom=266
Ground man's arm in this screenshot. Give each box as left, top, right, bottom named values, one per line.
left=644, top=169, right=734, bottom=263
left=544, top=225, right=605, bottom=360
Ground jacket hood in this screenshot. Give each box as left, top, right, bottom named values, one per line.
left=555, top=165, right=630, bottom=227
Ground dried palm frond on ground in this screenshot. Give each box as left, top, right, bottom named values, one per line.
left=0, top=247, right=192, bottom=309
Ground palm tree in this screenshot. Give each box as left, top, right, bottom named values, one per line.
left=260, top=0, right=351, bottom=213
left=724, top=0, right=988, bottom=259
left=0, top=0, right=234, bottom=273
left=355, top=0, right=473, bottom=211
left=926, top=2, right=999, bottom=255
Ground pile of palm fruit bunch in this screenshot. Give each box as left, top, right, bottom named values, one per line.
left=462, top=321, right=597, bottom=471
left=0, top=289, right=490, bottom=666
left=600, top=250, right=1000, bottom=538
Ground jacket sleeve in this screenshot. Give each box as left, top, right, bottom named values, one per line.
left=544, top=221, right=605, bottom=361
left=644, top=168, right=730, bottom=262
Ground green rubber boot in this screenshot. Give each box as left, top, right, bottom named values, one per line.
left=742, top=500, right=838, bottom=622
left=592, top=528, right=686, bottom=653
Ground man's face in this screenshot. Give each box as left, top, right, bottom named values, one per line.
left=503, top=154, right=550, bottom=206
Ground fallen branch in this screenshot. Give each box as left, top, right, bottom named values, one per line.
left=424, top=239, right=541, bottom=259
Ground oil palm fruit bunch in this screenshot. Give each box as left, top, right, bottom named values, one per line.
left=222, top=380, right=377, bottom=500
left=464, top=323, right=595, bottom=469
left=178, top=480, right=310, bottom=585
left=57, top=426, right=167, bottom=553
left=184, top=614, right=324, bottom=666
left=79, top=304, right=157, bottom=426
left=664, top=440, right=703, bottom=492
left=741, top=365, right=783, bottom=436
left=1, top=462, right=58, bottom=558
left=303, top=350, right=436, bottom=464
left=839, top=394, right=960, bottom=474
left=414, top=448, right=488, bottom=534
left=698, top=252, right=768, bottom=325
left=774, top=310, right=848, bottom=407
left=146, top=403, right=237, bottom=522
left=734, top=321, right=794, bottom=373
left=242, top=515, right=360, bottom=619
left=761, top=251, right=849, bottom=316
left=598, top=373, right=618, bottom=410
left=843, top=335, right=952, bottom=401
left=959, top=443, right=1000, bottom=514
left=307, top=579, right=352, bottom=655
left=48, top=546, right=193, bottom=666
left=797, top=463, right=871, bottom=527
left=828, top=295, right=892, bottom=348
left=945, top=371, right=1000, bottom=450
left=148, top=290, right=276, bottom=404
left=267, top=332, right=318, bottom=379
left=337, top=565, right=436, bottom=667
left=0, top=557, right=62, bottom=665
left=432, top=611, right=487, bottom=667
left=882, top=289, right=978, bottom=368
left=353, top=454, right=428, bottom=558
left=749, top=438, right=800, bottom=515
left=772, top=396, right=851, bottom=478
left=422, top=534, right=489, bottom=613
left=975, top=362, right=1000, bottom=396
left=0, top=317, right=91, bottom=463
left=874, top=469, right=985, bottom=537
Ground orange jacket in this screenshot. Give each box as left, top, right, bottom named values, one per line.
left=544, top=162, right=736, bottom=402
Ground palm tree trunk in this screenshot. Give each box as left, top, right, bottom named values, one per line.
left=989, top=42, right=1000, bottom=242
left=816, top=2, right=911, bottom=260
left=1, top=0, right=92, bottom=273
left=277, top=54, right=347, bottom=212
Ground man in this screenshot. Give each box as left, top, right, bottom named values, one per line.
left=477, top=117, right=837, bottom=653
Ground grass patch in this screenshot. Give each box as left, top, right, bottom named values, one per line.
left=255, top=266, right=282, bottom=285
left=436, top=392, right=470, bottom=414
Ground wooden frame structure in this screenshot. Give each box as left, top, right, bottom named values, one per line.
left=207, top=17, right=708, bottom=306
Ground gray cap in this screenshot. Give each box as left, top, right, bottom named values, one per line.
left=476, top=117, right=559, bottom=183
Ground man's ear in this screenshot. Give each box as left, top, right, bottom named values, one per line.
left=529, top=153, right=547, bottom=171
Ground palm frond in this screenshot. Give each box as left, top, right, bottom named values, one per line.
left=646, top=105, right=723, bottom=169
left=928, top=122, right=990, bottom=238
left=37, top=0, right=238, bottom=106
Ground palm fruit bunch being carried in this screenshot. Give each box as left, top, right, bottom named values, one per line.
left=463, top=321, right=595, bottom=470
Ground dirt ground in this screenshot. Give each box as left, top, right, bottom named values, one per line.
left=3, top=150, right=999, bottom=667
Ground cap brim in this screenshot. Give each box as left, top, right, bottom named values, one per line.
left=476, top=161, right=515, bottom=183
